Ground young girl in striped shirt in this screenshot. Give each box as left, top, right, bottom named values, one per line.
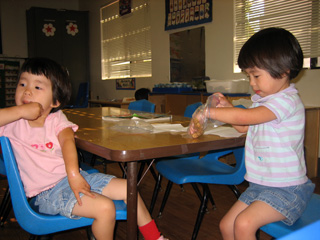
left=189, top=27, right=315, bottom=240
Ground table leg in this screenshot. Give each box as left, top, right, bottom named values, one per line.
left=126, top=161, right=138, bottom=240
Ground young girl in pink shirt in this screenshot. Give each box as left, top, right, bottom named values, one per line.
left=0, top=58, right=167, bottom=240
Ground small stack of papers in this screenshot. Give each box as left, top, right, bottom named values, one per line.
left=102, top=113, right=171, bottom=123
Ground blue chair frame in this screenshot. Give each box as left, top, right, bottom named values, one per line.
left=184, top=102, right=203, bottom=118
left=128, top=99, right=155, bottom=113
left=0, top=136, right=127, bottom=237
left=66, top=82, right=90, bottom=108
left=150, top=147, right=245, bottom=240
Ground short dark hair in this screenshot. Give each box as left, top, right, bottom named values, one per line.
left=135, top=88, right=151, bottom=100
left=238, top=27, right=303, bottom=80
left=19, top=58, right=71, bottom=112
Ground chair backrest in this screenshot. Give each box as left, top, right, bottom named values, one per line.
left=184, top=102, right=203, bottom=118
left=0, top=136, right=95, bottom=235
left=128, top=99, right=155, bottom=113
left=74, top=82, right=89, bottom=108
left=0, top=145, right=6, bottom=176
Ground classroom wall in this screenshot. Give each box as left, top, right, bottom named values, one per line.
left=1, top=0, right=319, bottom=106
left=78, top=0, right=320, bottom=107
left=0, top=0, right=79, bottom=58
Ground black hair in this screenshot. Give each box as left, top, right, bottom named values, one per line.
left=18, top=58, right=71, bottom=113
left=135, top=88, right=151, bottom=100
left=238, top=27, right=303, bottom=80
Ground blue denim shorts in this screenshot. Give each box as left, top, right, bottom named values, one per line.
left=239, top=179, right=315, bottom=225
left=34, top=170, right=115, bottom=219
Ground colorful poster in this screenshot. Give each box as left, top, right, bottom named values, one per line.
left=165, top=0, right=212, bottom=30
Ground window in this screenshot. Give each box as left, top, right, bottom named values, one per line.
left=100, top=0, right=151, bottom=80
left=234, top=0, right=320, bottom=72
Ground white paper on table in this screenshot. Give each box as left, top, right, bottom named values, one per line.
left=151, top=123, right=188, bottom=133
left=204, top=126, right=244, bottom=138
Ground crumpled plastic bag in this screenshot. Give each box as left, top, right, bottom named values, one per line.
left=187, top=94, right=221, bottom=138
left=110, top=118, right=154, bottom=134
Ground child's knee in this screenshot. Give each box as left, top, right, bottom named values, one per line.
left=234, top=215, right=254, bottom=237
left=96, top=198, right=116, bottom=220
left=219, top=216, right=231, bottom=236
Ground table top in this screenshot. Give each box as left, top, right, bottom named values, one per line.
left=88, top=99, right=130, bottom=105
left=63, top=107, right=246, bottom=162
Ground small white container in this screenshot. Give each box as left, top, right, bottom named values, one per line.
left=205, top=79, right=249, bottom=93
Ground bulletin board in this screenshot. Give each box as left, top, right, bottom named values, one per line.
left=116, top=78, right=136, bottom=90
left=165, top=0, right=212, bottom=31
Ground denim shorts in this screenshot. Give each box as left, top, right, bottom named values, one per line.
left=239, top=179, right=315, bottom=225
left=34, top=170, right=115, bottom=219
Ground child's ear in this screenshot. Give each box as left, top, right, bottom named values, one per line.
left=51, top=100, right=61, bottom=108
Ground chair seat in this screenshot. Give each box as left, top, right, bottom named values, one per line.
left=25, top=199, right=127, bottom=235
left=261, top=193, right=320, bottom=239
left=0, top=136, right=127, bottom=237
left=278, top=219, right=320, bottom=240
left=156, top=148, right=245, bottom=185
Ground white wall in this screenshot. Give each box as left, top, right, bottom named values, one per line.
left=79, top=0, right=320, bottom=106
left=1, top=0, right=319, bottom=105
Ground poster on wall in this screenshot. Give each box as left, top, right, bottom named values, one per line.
left=116, top=78, right=136, bottom=90
left=165, top=0, right=212, bottom=31
left=119, top=0, right=132, bottom=16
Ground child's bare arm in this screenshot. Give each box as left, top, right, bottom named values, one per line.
left=0, top=103, right=43, bottom=127
left=211, top=93, right=249, bottom=133
left=209, top=106, right=277, bottom=126
left=58, top=127, right=95, bottom=205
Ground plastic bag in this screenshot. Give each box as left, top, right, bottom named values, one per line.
left=188, top=105, right=208, bottom=138
left=110, top=118, right=154, bottom=134
left=187, top=94, right=221, bottom=138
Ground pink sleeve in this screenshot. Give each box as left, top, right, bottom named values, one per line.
left=49, top=111, right=79, bottom=136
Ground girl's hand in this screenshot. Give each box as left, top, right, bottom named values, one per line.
left=214, top=93, right=233, bottom=108
left=68, top=172, right=96, bottom=206
left=18, top=102, right=43, bottom=120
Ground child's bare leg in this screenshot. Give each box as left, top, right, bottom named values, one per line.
left=102, top=178, right=152, bottom=226
left=72, top=193, right=116, bottom=240
left=220, top=200, right=248, bottom=240
left=233, top=201, right=286, bottom=240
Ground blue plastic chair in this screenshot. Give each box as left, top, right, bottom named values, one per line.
left=66, top=82, right=90, bottom=108
left=150, top=147, right=246, bottom=240
left=0, top=136, right=127, bottom=237
left=0, top=146, right=100, bottom=227
left=0, top=146, right=11, bottom=226
left=128, top=99, right=155, bottom=113
left=184, top=102, right=203, bottom=118
left=260, top=193, right=320, bottom=239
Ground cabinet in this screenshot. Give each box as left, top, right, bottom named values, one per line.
left=0, top=60, right=21, bottom=108
left=149, top=93, right=251, bottom=115
left=26, top=7, right=89, bottom=105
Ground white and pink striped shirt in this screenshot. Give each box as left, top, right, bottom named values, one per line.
left=245, top=84, right=308, bottom=187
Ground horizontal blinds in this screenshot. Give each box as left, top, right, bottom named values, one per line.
left=100, top=0, right=151, bottom=79
left=234, top=0, right=320, bottom=66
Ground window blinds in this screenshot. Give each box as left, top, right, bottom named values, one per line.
left=100, top=0, right=151, bottom=79
left=234, top=0, right=320, bottom=70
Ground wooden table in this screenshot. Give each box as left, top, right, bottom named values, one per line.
left=88, top=99, right=130, bottom=108
left=63, top=107, right=246, bottom=240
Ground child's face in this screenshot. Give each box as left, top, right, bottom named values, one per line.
left=15, top=72, right=60, bottom=113
left=245, top=67, right=290, bottom=98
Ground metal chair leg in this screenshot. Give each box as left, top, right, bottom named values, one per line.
left=228, top=185, right=241, bottom=199
left=191, top=184, right=209, bottom=240
left=0, top=187, right=11, bottom=226
left=205, top=184, right=216, bottom=209
left=158, top=180, right=173, bottom=217
left=191, top=183, right=216, bottom=210
left=149, top=174, right=163, bottom=215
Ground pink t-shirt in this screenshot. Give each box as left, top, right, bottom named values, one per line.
left=0, top=110, right=78, bottom=197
